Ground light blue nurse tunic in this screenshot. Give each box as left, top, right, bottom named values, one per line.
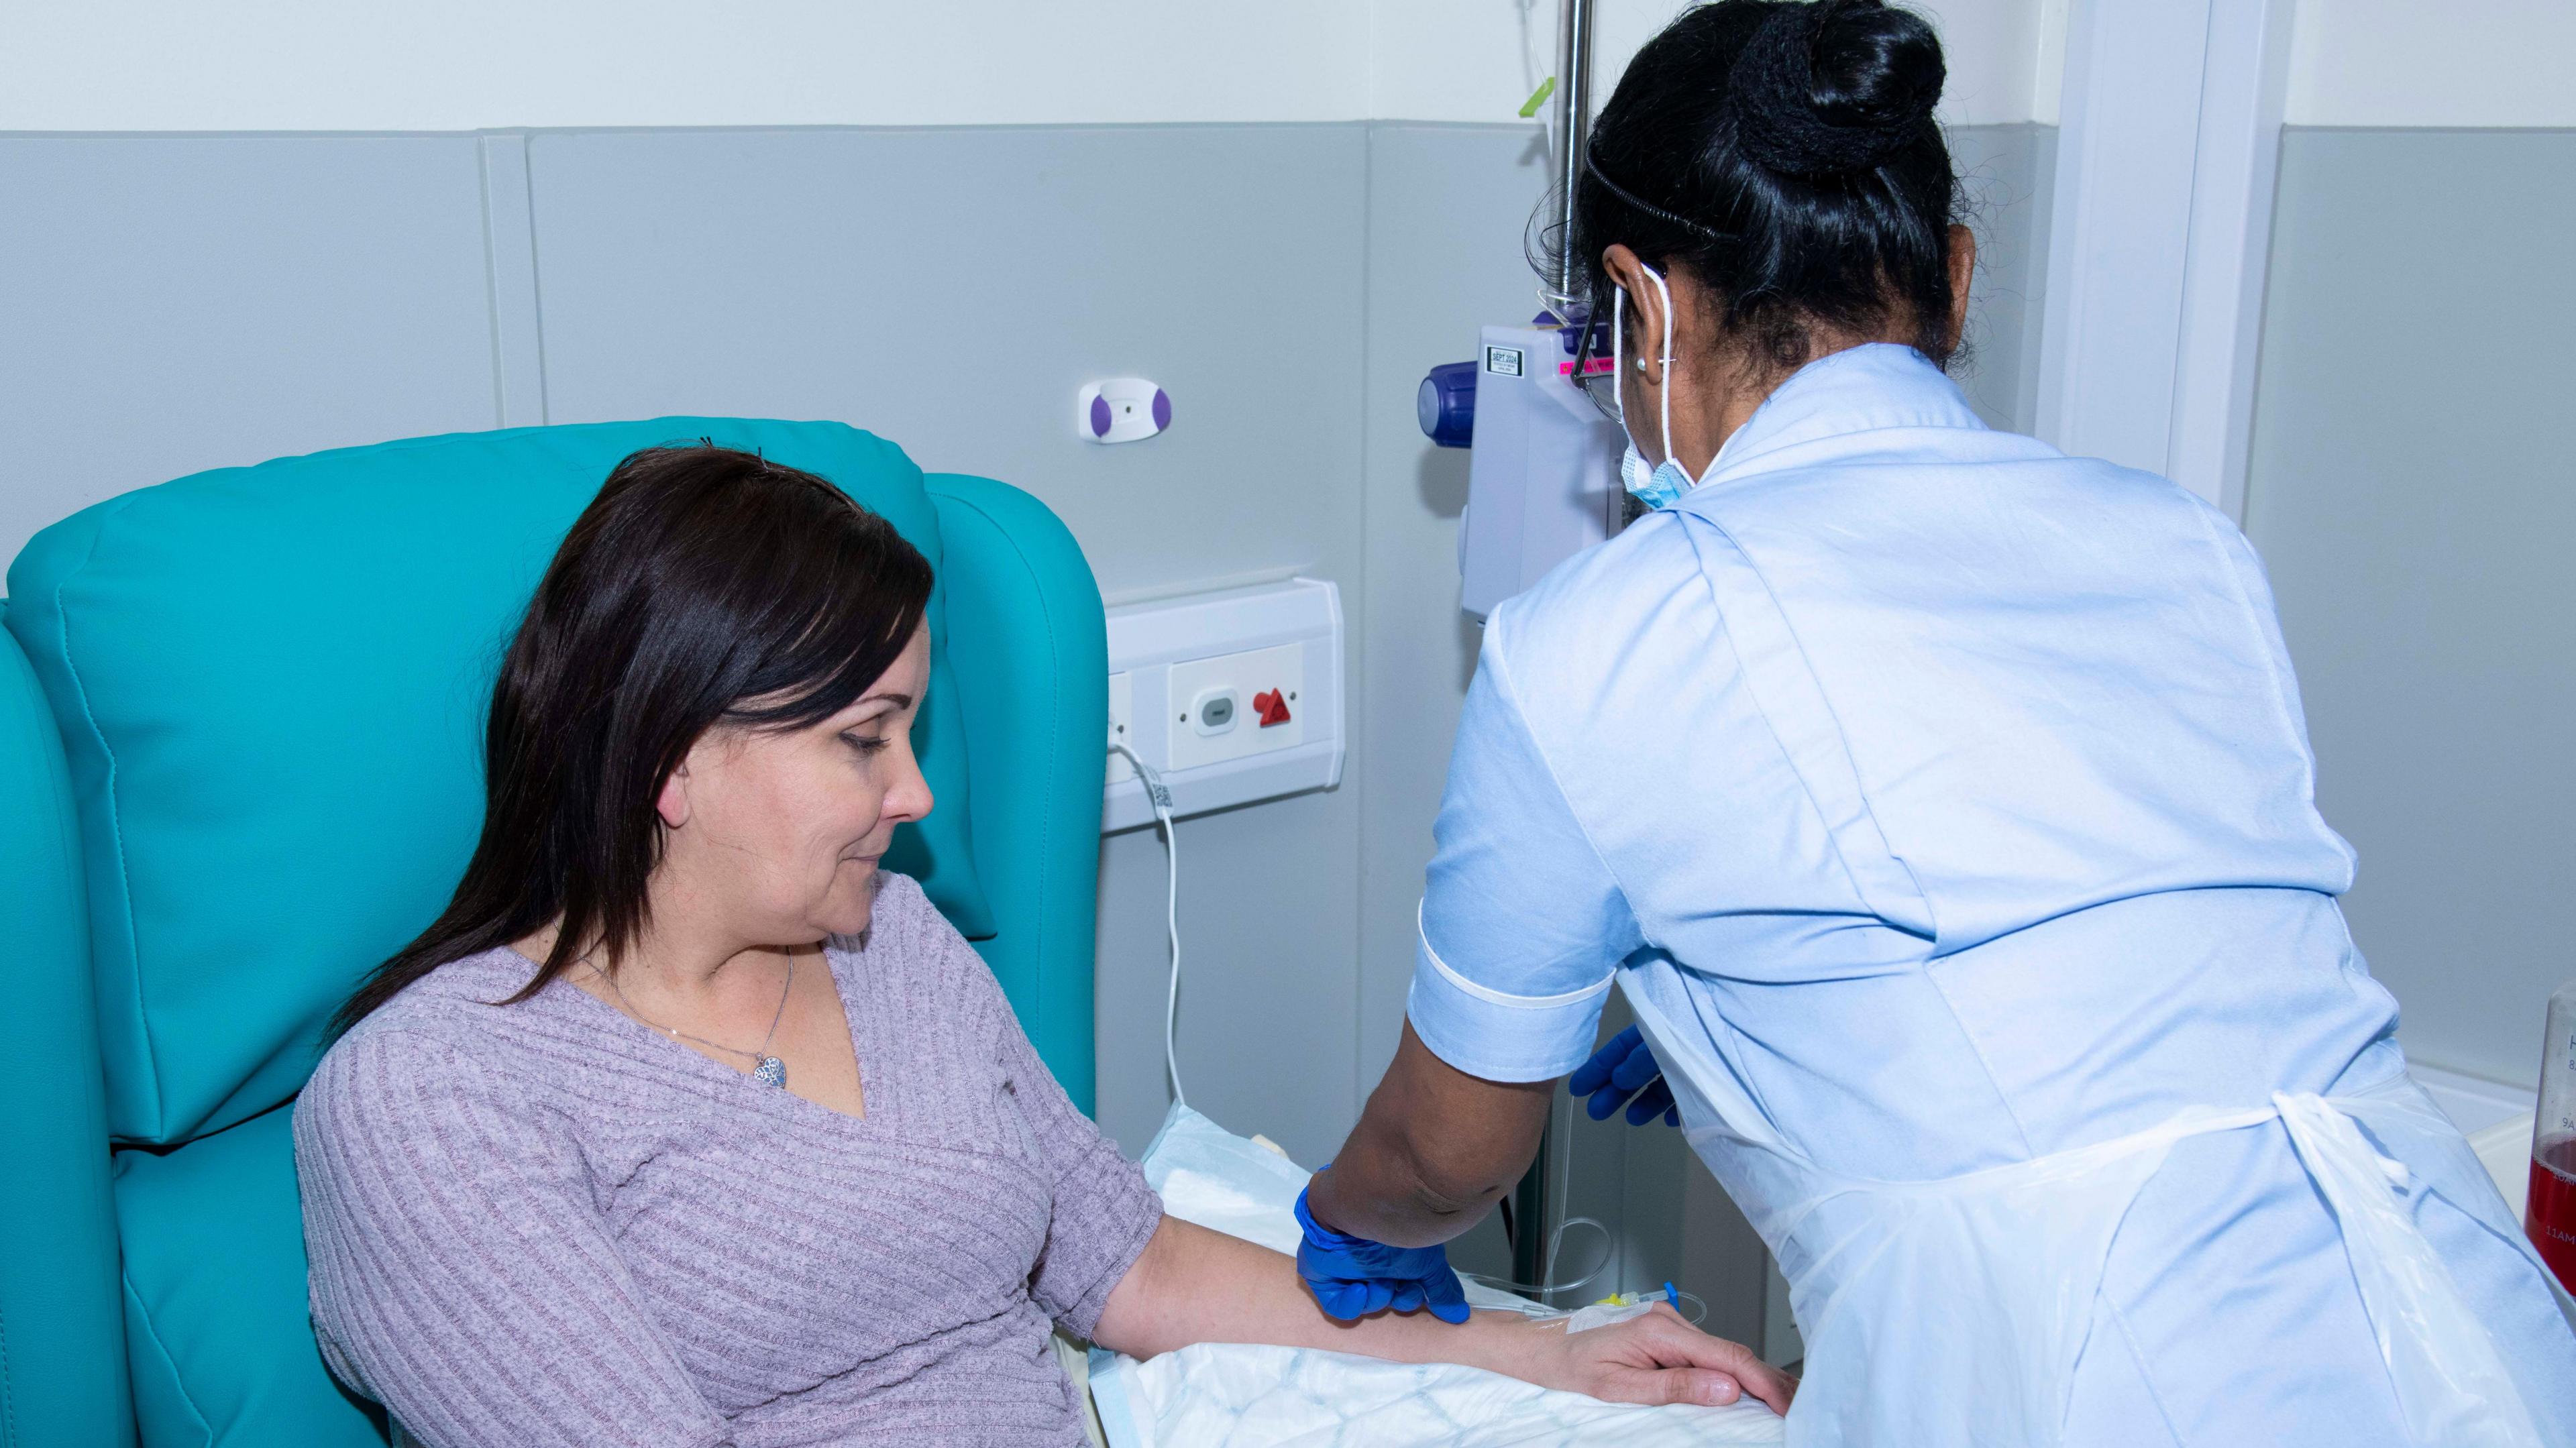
left=1406, top=343, right=2576, bottom=1445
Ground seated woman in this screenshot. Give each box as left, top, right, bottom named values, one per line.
left=294, top=443, right=1792, bottom=1447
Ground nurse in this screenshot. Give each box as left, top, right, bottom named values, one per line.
left=1295, top=1, right=2576, bottom=1444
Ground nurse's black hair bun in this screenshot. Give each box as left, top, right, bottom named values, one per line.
left=1560, top=0, right=1962, bottom=372
left=1729, top=0, right=1945, bottom=178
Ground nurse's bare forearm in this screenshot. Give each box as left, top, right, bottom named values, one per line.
left=1304, top=1021, right=1552, bottom=1248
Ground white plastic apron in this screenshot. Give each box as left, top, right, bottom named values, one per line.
left=1622, top=979, right=2556, bottom=1448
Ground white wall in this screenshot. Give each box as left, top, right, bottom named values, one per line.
left=29, top=3, right=2576, bottom=155
left=1, top=0, right=1375, bottom=130
left=2288, top=0, right=2576, bottom=127
left=1385, top=0, right=2576, bottom=131
left=4, top=0, right=2058, bottom=131
left=1375, top=0, right=2058, bottom=127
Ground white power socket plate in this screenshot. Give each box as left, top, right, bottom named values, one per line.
left=1107, top=670, right=1136, bottom=783
left=1101, top=577, right=1342, bottom=832
left=1167, top=642, right=1304, bottom=772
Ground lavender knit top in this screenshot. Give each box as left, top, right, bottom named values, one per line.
left=293, top=873, right=1163, bottom=1448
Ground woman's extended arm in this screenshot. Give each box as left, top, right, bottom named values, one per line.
left=946, top=907, right=1788, bottom=1415
left=1089, top=1214, right=1795, bottom=1415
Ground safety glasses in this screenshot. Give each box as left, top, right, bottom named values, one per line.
left=1568, top=306, right=1623, bottom=423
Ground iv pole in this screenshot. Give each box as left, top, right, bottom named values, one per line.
left=1550, top=0, right=1597, bottom=308
left=1509, top=0, right=1595, bottom=1298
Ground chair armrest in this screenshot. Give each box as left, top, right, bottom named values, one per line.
left=0, top=619, right=133, bottom=1447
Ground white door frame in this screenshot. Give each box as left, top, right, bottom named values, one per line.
left=2033, top=0, right=2298, bottom=518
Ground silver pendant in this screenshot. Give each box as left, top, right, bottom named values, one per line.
left=753, top=1056, right=788, bottom=1089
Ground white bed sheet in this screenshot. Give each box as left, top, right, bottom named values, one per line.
left=1087, top=1106, right=1787, bottom=1448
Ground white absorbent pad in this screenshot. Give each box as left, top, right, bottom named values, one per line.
left=1087, top=1105, right=1787, bottom=1448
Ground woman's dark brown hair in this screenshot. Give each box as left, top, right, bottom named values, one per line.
left=333, top=443, right=934, bottom=1033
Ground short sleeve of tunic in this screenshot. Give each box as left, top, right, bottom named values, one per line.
left=1405, top=612, right=1645, bottom=1082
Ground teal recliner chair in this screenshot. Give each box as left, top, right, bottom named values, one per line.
left=0, top=420, right=1109, bottom=1448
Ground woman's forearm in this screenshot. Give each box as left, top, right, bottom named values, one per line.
left=1089, top=1215, right=1794, bottom=1416
left=1091, top=1216, right=1546, bottom=1378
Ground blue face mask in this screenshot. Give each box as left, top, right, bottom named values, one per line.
left=1613, top=264, right=1703, bottom=511
left=1621, top=443, right=1695, bottom=512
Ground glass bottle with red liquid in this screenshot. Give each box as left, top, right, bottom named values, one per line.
left=2529, top=979, right=2576, bottom=1291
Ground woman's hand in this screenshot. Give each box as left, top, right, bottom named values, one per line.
left=1513, top=1304, right=1795, bottom=1415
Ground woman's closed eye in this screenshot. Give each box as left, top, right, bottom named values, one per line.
left=842, top=731, right=892, bottom=757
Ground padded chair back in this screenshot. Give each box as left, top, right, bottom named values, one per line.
left=0, top=421, right=1107, bottom=1448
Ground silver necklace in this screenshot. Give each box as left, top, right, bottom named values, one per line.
left=585, top=951, right=798, bottom=1089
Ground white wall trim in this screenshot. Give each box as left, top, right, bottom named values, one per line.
left=2165, top=0, right=2295, bottom=518
left=7, top=2, right=2064, bottom=132
left=476, top=131, right=547, bottom=428
left=2033, top=0, right=2294, bottom=516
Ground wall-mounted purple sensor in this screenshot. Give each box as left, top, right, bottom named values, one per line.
left=1078, top=378, right=1171, bottom=445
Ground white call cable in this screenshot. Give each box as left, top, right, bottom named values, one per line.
left=1110, top=742, right=1185, bottom=1110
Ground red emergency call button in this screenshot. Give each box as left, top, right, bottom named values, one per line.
left=1252, top=689, right=1292, bottom=728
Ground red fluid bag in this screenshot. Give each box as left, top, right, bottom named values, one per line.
left=2530, top=979, right=2576, bottom=1292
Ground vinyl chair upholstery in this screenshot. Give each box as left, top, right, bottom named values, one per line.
left=0, top=421, right=1108, bottom=1448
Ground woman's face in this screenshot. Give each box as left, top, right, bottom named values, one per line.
left=653, top=627, right=934, bottom=946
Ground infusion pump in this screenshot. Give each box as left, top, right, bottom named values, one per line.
left=1418, top=318, right=1628, bottom=620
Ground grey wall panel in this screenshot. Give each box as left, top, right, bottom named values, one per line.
left=518, top=123, right=1372, bottom=1162
left=1354, top=123, right=1545, bottom=1091
left=525, top=125, right=1368, bottom=606
left=1093, top=789, right=1363, bottom=1167
left=0, top=135, right=502, bottom=563
left=2245, top=127, right=2576, bottom=1088
left=1948, top=122, right=2055, bottom=434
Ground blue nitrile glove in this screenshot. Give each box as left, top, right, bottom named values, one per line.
left=1568, top=1025, right=1678, bottom=1126
left=1293, top=1177, right=1472, bottom=1324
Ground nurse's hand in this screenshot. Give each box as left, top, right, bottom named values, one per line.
left=1523, top=1303, right=1796, bottom=1415
left=1569, top=1025, right=1678, bottom=1126
left=1293, top=1180, right=1472, bottom=1323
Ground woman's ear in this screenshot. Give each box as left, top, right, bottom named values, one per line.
left=656, top=763, right=692, bottom=830
left=1945, top=224, right=1976, bottom=354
